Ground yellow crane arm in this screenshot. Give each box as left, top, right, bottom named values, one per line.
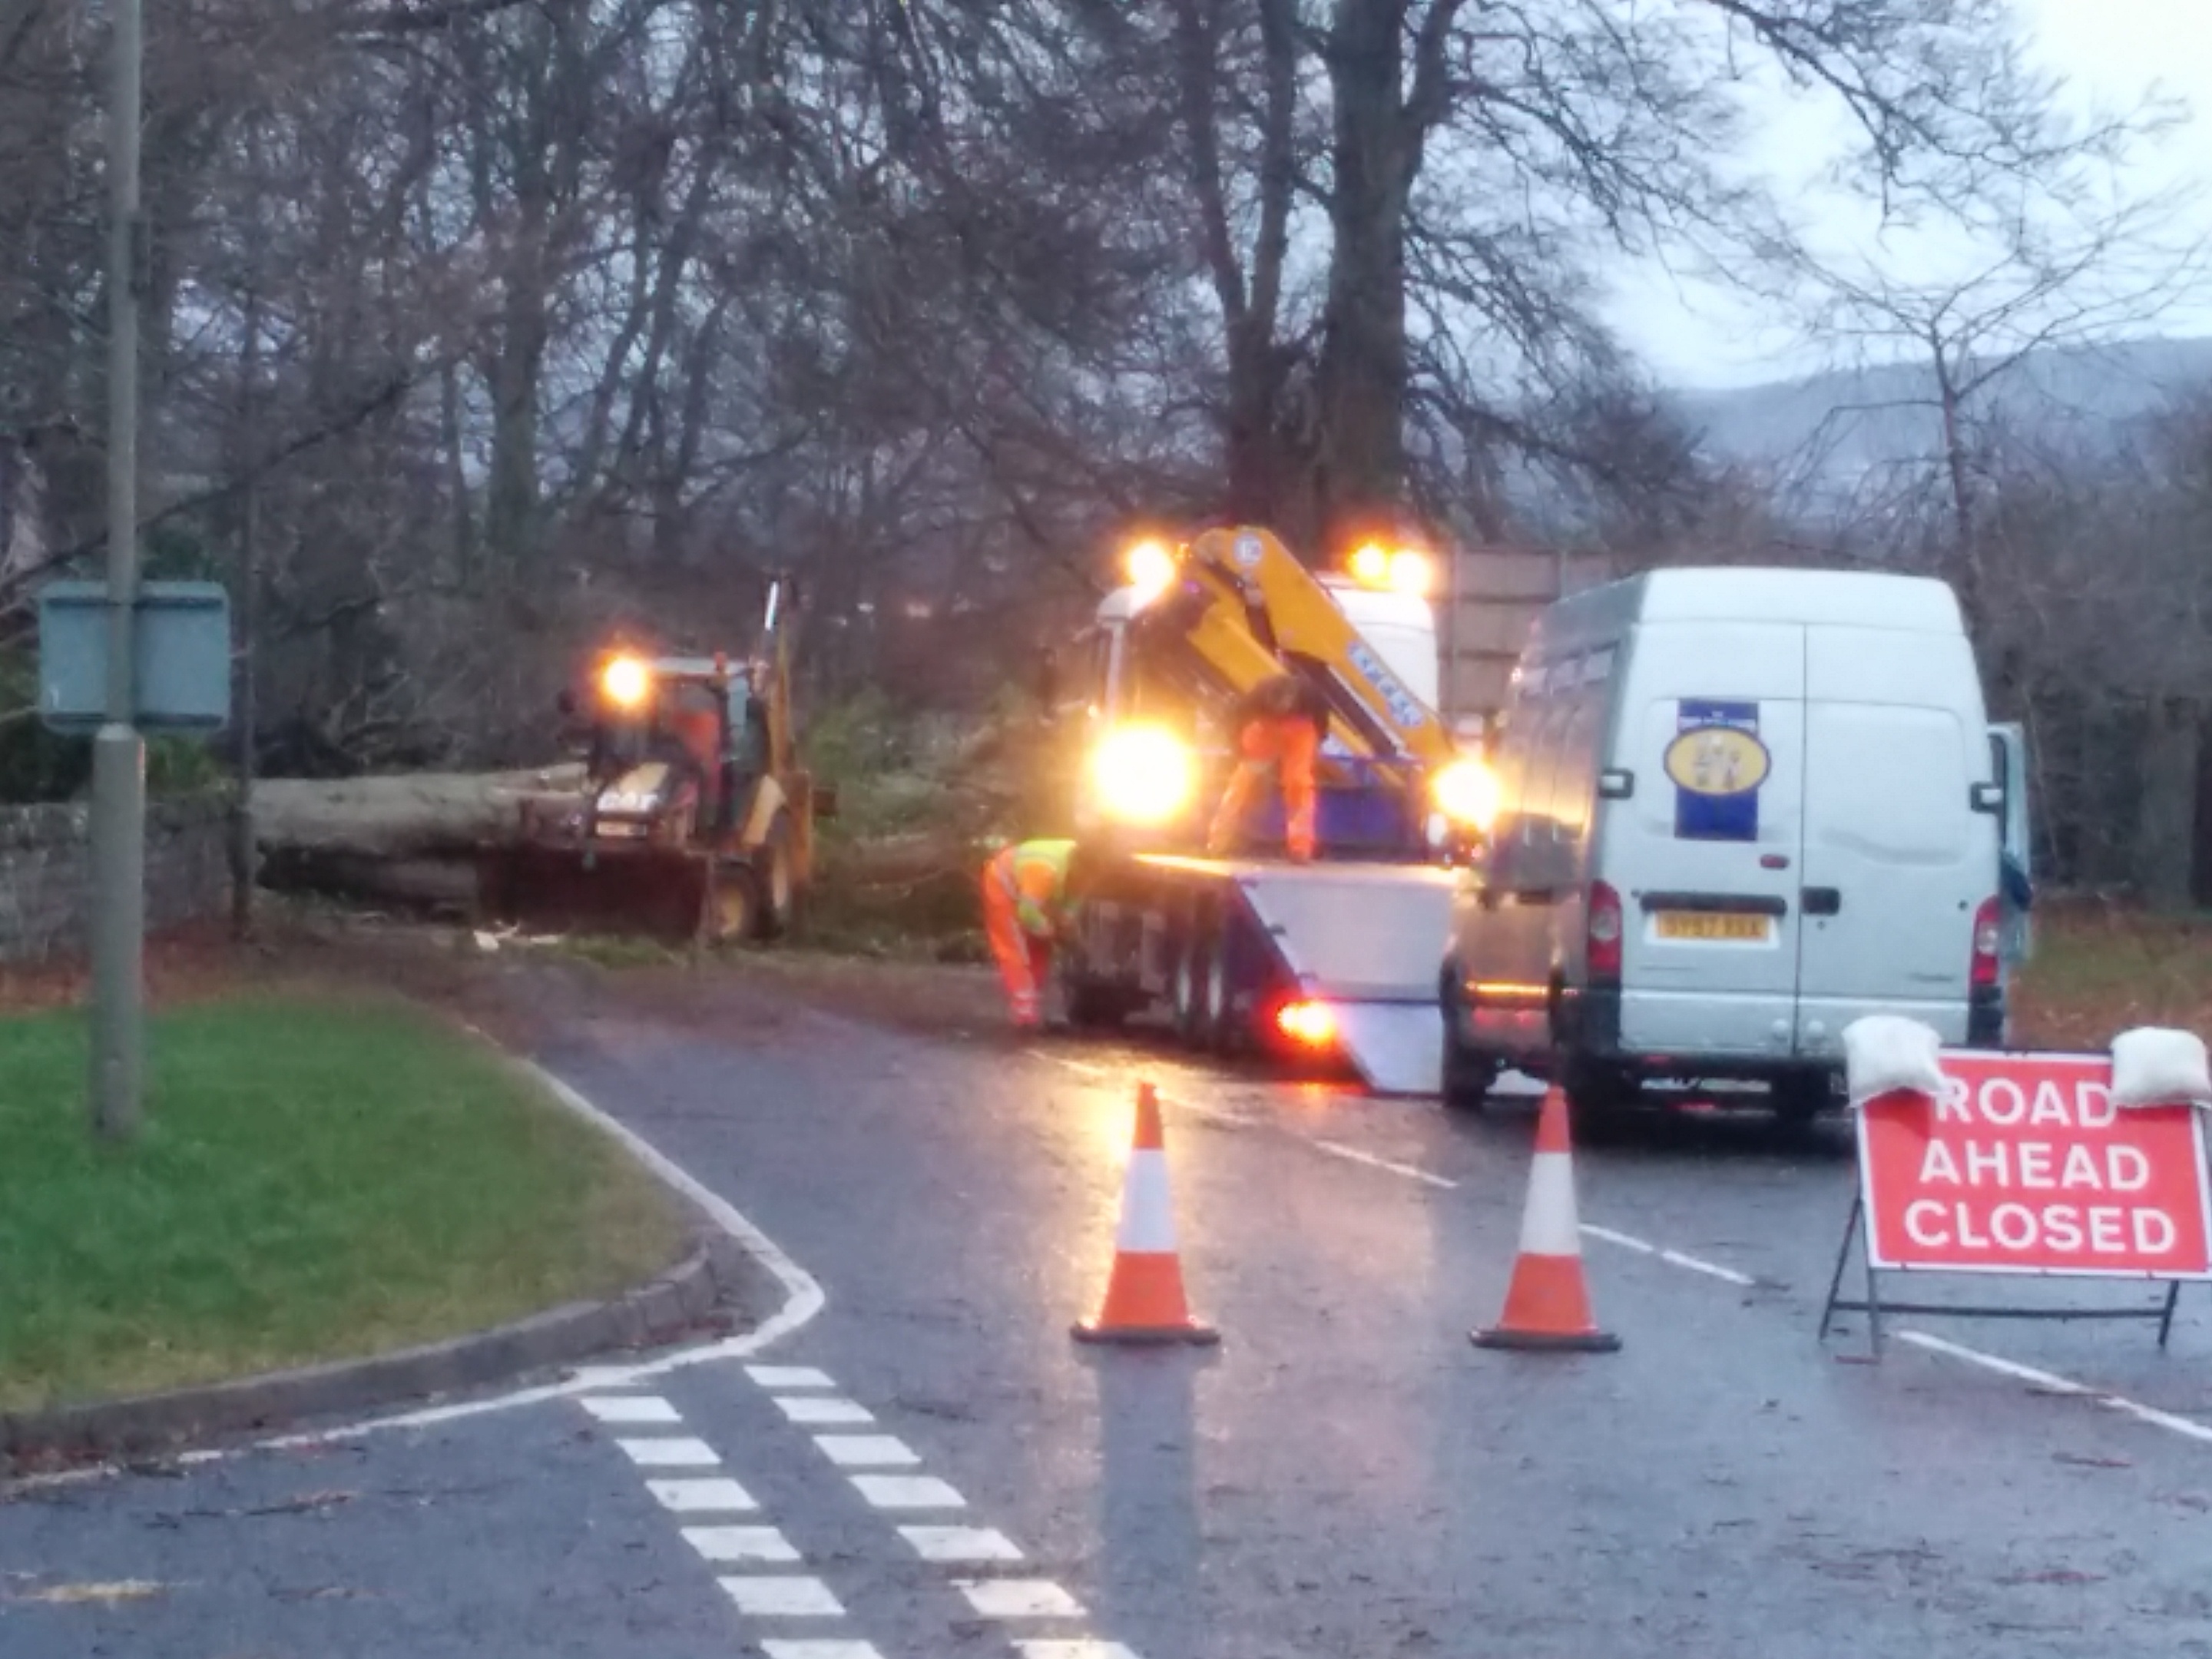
left=1140, top=525, right=1454, bottom=768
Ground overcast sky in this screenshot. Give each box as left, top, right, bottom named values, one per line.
left=1604, top=0, right=2212, bottom=390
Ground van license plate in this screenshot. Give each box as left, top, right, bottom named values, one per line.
left=1654, top=911, right=1772, bottom=942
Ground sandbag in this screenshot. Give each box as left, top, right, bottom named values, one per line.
left=1843, top=1015, right=1946, bottom=1108
left=2110, top=1027, right=2212, bottom=1111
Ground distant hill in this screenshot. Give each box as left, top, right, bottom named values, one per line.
left=1668, top=336, right=2212, bottom=487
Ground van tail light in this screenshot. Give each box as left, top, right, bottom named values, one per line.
left=1970, top=896, right=2002, bottom=988
left=1588, top=880, right=1624, bottom=982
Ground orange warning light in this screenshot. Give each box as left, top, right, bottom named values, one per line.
left=1276, top=999, right=1337, bottom=1047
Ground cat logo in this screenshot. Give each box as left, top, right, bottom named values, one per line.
left=1233, top=531, right=1265, bottom=568
left=1663, top=725, right=1769, bottom=797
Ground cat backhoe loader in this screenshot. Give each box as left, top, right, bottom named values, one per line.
left=478, top=580, right=832, bottom=945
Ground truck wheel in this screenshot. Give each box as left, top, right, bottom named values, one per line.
left=1171, top=908, right=1214, bottom=1048
left=1200, top=923, right=1239, bottom=1054
left=753, top=812, right=796, bottom=941
left=1562, top=1052, right=1635, bottom=1142
left=1439, top=961, right=1496, bottom=1112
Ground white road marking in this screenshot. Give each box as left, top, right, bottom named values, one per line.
left=900, top=1524, right=1024, bottom=1562
left=777, top=1396, right=875, bottom=1426
left=760, top=1644, right=886, bottom=1659
left=1310, top=1140, right=1458, bottom=1189
left=1896, top=1331, right=2212, bottom=1445
left=718, top=1575, right=845, bottom=1617
left=1578, top=1223, right=1655, bottom=1253
left=1013, top=1643, right=1142, bottom=1659
left=957, top=1578, right=1087, bottom=1618
left=814, top=1433, right=921, bottom=1469
left=850, top=1473, right=965, bottom=1510
left=747, top=1365, right=836, bottom=1389
left=1032, top=1051, right=1111, bottom=1079
left=682, top=1525, right=802, bottom=1564
left=1657, top=1248, right=1755, bottom=1287
left=647, top=1477, right=758, bottom=1513
left=1583, top=1223, right=1753, bottom=1284
left=579, top=1395, right=681, bottom=1424
left=616, top=1437, right=720, bottom=1469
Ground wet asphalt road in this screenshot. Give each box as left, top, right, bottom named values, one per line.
left=7, top=991, right=2212, bottom=1657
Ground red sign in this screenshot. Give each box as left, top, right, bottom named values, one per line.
left=1859, top=1051, right=2212, bottom=1277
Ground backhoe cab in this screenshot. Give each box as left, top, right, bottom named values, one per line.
left=479, top=580, right=831, bottom=945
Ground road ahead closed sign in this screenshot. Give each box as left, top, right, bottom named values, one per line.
left=1859, top=1052, right=2212, bottom=1277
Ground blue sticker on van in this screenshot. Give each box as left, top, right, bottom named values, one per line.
left=1667, top=700, right=1767, bottom=842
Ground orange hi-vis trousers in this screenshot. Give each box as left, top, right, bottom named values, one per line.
left=981, top=843, right=1067, bottom=1027
left=1207, top=715, right=1319, bottom=861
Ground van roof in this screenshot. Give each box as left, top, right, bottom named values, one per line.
left=1544, top=566, right=1964, bottom=644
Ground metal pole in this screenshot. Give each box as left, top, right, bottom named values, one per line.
left=91, top=0, right=145, bottom=1138
left=231, top=121, right=262, bottom=940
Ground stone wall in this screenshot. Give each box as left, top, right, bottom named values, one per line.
left=0, top=796, right=233, bottom=963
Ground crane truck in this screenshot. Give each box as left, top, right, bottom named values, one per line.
left=1048, top=524, right=1498, bottom=1094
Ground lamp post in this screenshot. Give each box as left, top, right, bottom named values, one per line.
left=91, top=0, right=145, bottom=1138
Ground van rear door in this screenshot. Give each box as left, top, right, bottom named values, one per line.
left=1794, top=626, right=1994, bottom=1053
left=1606, top=621, right=1805, bottom=1060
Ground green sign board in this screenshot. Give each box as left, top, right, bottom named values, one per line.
left=37, top=580, right=233, bottom=734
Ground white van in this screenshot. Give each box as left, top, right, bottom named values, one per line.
left=1441, top=568, right=2028, bottom=1122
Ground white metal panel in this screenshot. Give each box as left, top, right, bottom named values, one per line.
left=1230, top=864, right=1458, bottom=1001
left=1333, top=1003, right=1445, bottom=1095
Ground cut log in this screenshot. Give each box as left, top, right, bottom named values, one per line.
left=252, top=766, right=585, bottom=859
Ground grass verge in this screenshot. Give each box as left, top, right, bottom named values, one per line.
left=0, top=992, right=685, bottom=1416
left=2012, top=901, right=2212, bottom=1050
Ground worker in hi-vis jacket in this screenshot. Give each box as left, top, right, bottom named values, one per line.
left=979, top=837, right=1076, bottom=1028
left=1207, top=673, right=1330, bottom=863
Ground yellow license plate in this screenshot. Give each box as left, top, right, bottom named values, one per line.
left=1654, top=911, right=1772, bottom=942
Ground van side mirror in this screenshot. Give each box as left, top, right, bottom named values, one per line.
left=1970, top=782, right=2004, bottom=814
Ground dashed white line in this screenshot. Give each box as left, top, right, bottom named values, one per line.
left=1580, top=1223, right=1753, bottom=1286
left=682, top=1525, right=803, bottom=1564
left=814, top=1434, right=921, bottom=1469
left=760, top=1643, right=886, bottom=1659
left=718, top=1575, right=846, bottom=1617
left=647, top=1477, right=758, bottom=1513
left=580, top=1395, right=682, bottom=1424
left=1657, top=1247, right=1755, bottom=1287
left=747, top=1365, right=836, bottom=1389
left=777, top=1396, right=875, bottom=1426
left=958, top=1578, right=1087, bottom=1618
left=1014, top=1642, right=1142, bottom=1659
left=899, top=1524, right=1024, bottom=1562
left=1578, top=1224, right=1656, bottom=1255
left=1032, top=1051, right=1111, bottom=1079
left=1896, top=1331, right=2212, bottom=1445
left=1311, top=1139, right=1458, bottom=1189
left=616, top=1437, right=721, bottom=1469
left=849, top=1473, right=965, bottom=1510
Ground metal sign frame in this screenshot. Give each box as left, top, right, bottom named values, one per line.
left=37, top=579, right=232, bottom=733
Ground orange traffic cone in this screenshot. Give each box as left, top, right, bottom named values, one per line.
left=1073, top=1084, right=1220, bottom=1346
left=1472, top=1084, right=1620, bottom=1353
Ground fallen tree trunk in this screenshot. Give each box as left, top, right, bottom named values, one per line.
left=252, top=767, right=584, bottom=859
left=257, top=848, right=484, bottom=913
